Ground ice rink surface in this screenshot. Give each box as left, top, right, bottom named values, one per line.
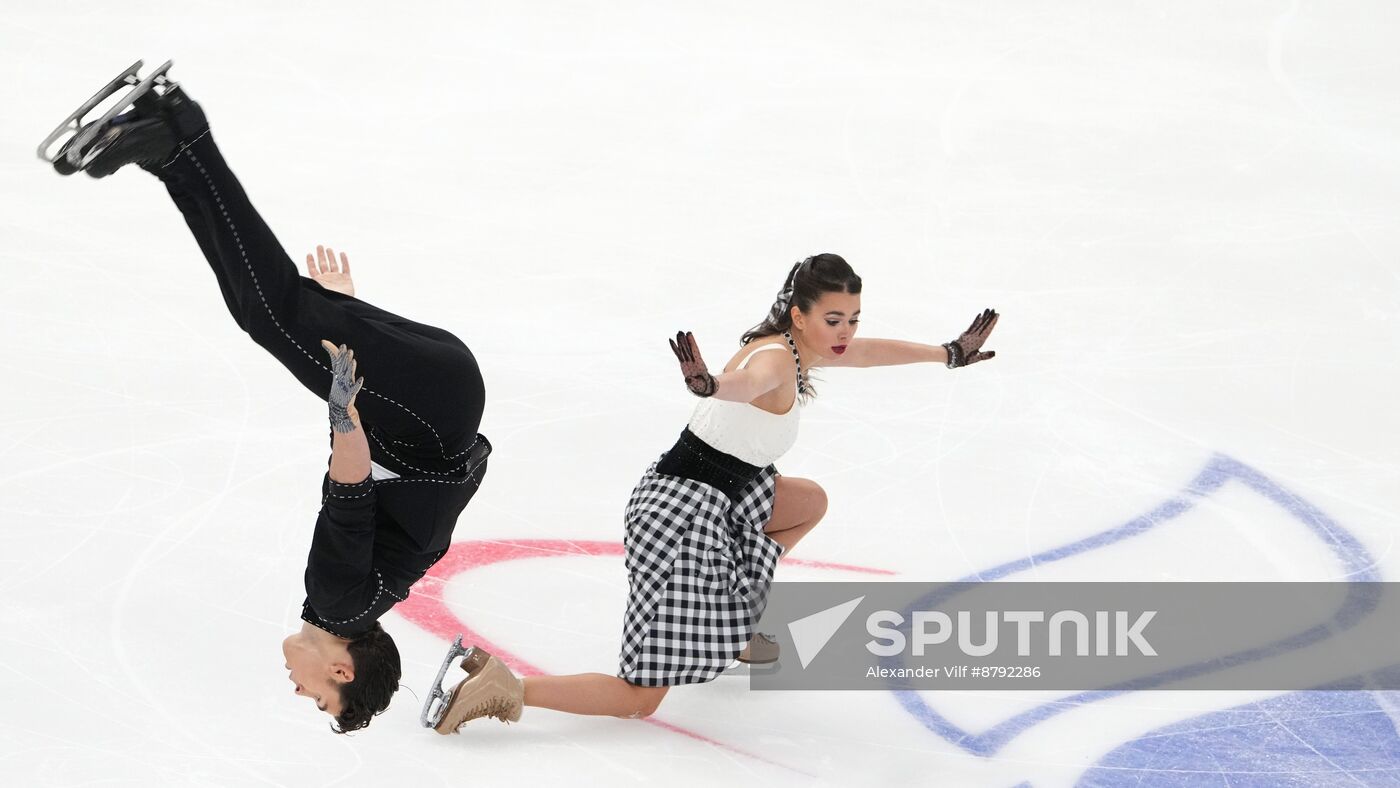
left=3, top=1, right=1400, bottom=785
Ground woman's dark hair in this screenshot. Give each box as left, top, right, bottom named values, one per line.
left=740, top=253, right=862, bottom=397
left=741, top=254, right=862, bottom=345
left=331, top=622, right=401, bottom=735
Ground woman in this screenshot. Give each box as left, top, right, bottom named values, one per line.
left=42, top=62, right=491, bottom=734
left=426, top=253, right=998, bottom=732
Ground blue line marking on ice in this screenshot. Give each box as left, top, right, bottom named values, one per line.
left=1076, top=679, right=1400, bottom=786
left=891, top=453, right=1382, bottom=758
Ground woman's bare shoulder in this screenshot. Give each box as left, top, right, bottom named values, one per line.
left=722, top=337, right=786, bottom=373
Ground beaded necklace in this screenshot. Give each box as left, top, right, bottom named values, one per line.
left=781, top=331, right=807, bottom=395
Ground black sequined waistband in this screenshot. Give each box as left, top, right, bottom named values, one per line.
left=654, top=427, right=762, bottom=500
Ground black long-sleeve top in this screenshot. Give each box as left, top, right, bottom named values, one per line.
left=301, top=432, right=491, bottom=638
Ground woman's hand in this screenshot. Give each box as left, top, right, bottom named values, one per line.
left=321, top=340, right=364, bottom=432
left=669, top=331, right=717, bottom=397
left=943, top=308, right=999, bottom=368
left=306, top=244, right=355, bottom=297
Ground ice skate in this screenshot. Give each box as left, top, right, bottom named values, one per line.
left=737, top=632, right=779, bottom=665
left=37, top=59, right=207, bottom=178
left=421, top=637, right=523, bottom=734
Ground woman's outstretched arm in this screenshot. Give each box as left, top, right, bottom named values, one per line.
left=668, top=331, right=785, bottom=403
left=708, top=363, right=786, bottom=403
left=823, top=308, right=1000, bottom=369
left=823, top=338, right=949, bottom=368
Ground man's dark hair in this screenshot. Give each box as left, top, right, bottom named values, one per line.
left=331, top=622, right=401, bottom=734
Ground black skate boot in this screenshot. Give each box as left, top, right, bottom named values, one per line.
left=39, top=60, right=208, bottom=179
left=54, top=110, right=172, bottom=178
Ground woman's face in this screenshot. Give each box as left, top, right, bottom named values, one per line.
left=792, top=290, right=861, bottom=359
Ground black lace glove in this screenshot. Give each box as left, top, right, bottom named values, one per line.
left=668, top=331, right=717, bottom=397
left=942, top=308, right=999, bottom=368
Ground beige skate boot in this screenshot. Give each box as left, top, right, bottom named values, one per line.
left=737, top=632, right=779, bottom=664
left=432, top=647, right=524, bottom=734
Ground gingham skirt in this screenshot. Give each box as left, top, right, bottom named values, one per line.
left=617, top=459, right=783, bottom=686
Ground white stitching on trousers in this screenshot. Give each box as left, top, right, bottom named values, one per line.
left=374, top=449, right=489, bottom=487
left=160, top=128, right=211, bottom=167
left=181, top=145, right=466, bottom=462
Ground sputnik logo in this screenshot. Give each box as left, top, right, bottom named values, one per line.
left=789, top=596, right=865, bottom=668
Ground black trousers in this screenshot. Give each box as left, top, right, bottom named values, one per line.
left=149, top=131, right=485, bottom=469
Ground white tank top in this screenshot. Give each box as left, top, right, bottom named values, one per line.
left=686, top=343, right=802, bottom=467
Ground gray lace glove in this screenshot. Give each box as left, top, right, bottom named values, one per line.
left=942, top=308, right=1000, bottom=368
left=669, top=331, right=717, bottom=397
left=320, top=340, right=364, bottom=433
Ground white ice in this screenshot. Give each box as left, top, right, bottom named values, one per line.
left=2, top=2, right=1399, bottom=786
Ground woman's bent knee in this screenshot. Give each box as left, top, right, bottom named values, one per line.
left=808, top=482, right=829, bottom=521
left=617, top=686, right=667, bottom=719
left=793, top=478, right=829, bottom=524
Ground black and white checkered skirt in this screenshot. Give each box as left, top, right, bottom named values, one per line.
left=617, top=459, right=783, bottom=686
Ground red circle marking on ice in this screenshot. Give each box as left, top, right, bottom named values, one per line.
left=395, top=539, right=893, bottom=772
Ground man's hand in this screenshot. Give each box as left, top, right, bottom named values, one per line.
left=306, top=244, right=355, bottom=297
left=321, top=340, right=364, bottom=433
